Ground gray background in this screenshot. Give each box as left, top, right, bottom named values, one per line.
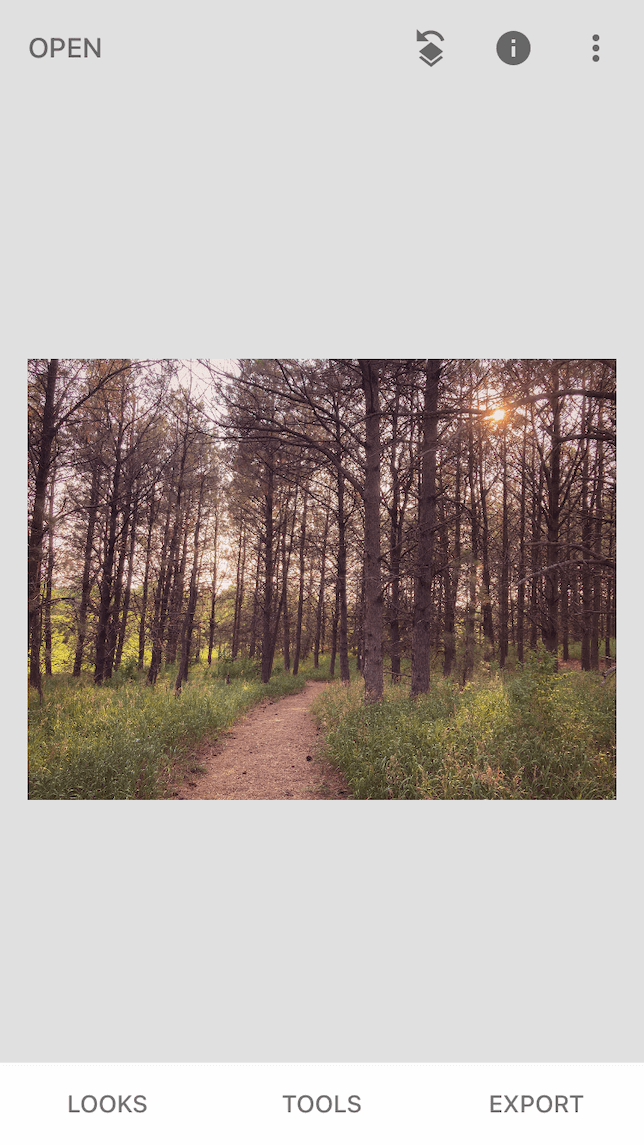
left=1, top=0, right=640, bottom=1060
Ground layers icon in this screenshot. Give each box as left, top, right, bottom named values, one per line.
left=417, top=29, right=444, bottom=66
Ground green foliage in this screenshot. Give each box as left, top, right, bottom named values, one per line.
left=28, top=668, right=307, bottom=800
left=275, top=654, right=358, bottom=683
left=562, top=639, right=616, bottom=663
left=313, top=657, right=616, bottom=800
left=207, top=655, right=261, bottom=680
left=111, top=654, right=140, bottom=683
left=300, top=662, right=341, bottom=682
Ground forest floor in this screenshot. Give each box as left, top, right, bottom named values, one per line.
left=169, top=680, right=349, bottom=800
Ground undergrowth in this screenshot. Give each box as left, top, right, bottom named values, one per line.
left=28, top=667, right=307, bottom=800
left=313, top=651, right=616, bottom=800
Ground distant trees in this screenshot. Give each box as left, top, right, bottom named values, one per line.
left=28, top=359, right=152, bottom=696
left=28, top=359, right=616, bottom=699
left=28, top=360, right=221, bottom=694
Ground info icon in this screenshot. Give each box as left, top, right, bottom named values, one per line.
left=496, top=31, right=531, bottom=65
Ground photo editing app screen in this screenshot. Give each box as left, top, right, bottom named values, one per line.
left=3, top=0, right=643, bottom=1141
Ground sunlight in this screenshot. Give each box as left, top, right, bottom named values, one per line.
left=487, top=408, right=506, bottom=422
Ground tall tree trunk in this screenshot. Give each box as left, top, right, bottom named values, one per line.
left=269, top=580, right=287, bottom=668
left=137, top=490, right=156, bottom=671
left=591, top=416, right=604, bottom=670
left=114, top=494, right=139, bottom=671
left=389, top=503, right=403, bottom=683
left=248, top=542, right=262, bottom=660
left=175, top=479, right=206, bottom=694
left=516, top=422, right=527, bottom=664
left=43, top=463, right=57, bottom=676
left=499, top=429, right=509, bottom=668
left=280, top=497, right=297, bottom=670
left=94, top=431, right=124, bottom=684
left=543, top=363, right=561, bottom=660
left=148, top=445, right=188, bottom=685
left=74, top=463, right=101, bottom=676
left=355, top=562, right=365, bottom=674
left=165, top=512, right=190, bottom=665
left=443, top=441, right=462, bottom=678
left=604, top=482, right=615, bottom=661
left=561, top=514, right=570, bottom=662
left=580, top=393, right=593, bottom=671
left=411, top=359, right=440, bottom=696
left=281, top=515, right=291, bottom=671
left=570, top=525, right=581, bottom=645
left=148, top=424, right=190, bottom=682
left=530, top=439, right=543, bottom=652
left=314, top=502, right=330, bottom=667
left=29, top=359, right=59, bottom=697
left=387, top=388, right=403, bottom=683
left=207, top=511, right=219, bottom=666
left=106, top=489, right=133, bottom=677
left=336, top=464, right=350, bottom=685
left=231, top=521, right=247, bottom=660
left=302, top=560, right=315, bottom=660
left=463, top=412, right=479, bottom=685
left=359, top=359, right=384, bottom=702
left=478, top=430, right=495, bottom=661
left=329, top=583, right=339, bottom=677
left=293, top=488, right=309, bottom=675
left=261, top=462, right=275, bottom=683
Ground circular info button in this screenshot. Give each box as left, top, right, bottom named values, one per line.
left=496, top=31, right=531, bottom=65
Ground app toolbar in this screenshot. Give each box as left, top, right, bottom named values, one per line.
left=417, top=30, right=602, bottom=66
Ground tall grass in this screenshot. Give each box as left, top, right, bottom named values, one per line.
left=313, top=652, right=616, bottom=800
left=28, top=667, right=307, bottom=800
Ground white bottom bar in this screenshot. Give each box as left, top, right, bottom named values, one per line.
left=0, top=1063, right=641, bottom=1144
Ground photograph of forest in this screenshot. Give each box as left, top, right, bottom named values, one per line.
left=28, top=359, right=616, bottom=800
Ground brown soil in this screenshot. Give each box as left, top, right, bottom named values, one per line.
left=170, top=681, right=349, bottom=800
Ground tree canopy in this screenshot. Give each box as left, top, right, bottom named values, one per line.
left=28, top=358, right=616, bottom=699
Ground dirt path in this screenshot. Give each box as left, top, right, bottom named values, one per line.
left=170, top=681, right=349, bottom=800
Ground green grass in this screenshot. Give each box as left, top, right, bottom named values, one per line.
left=28, top=665, right=308, bottom=800
left=313, top=651, right=616, bottom=800
left=29, top=647, right=615, bottom=802
left=27, top=651, right=352, bottom=800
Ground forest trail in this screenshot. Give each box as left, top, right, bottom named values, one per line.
left=170, top=681, right=349, bottom=800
